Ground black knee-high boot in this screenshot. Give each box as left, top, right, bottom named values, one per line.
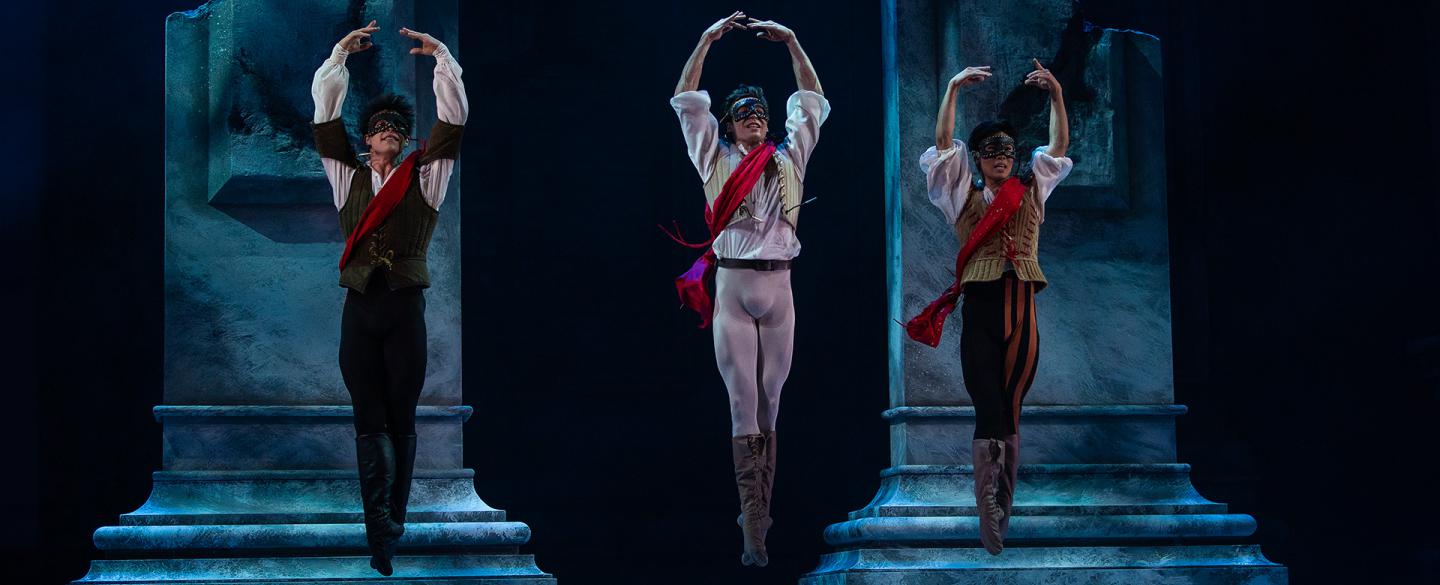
left=356, top=434, right=404, bottom=576
left=391, top=434, right=418, bottom=526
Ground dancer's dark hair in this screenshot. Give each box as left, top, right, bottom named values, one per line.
left=360, top=93, right=415, bottom=136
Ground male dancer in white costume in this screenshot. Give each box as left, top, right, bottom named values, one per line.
left=667, top=11, right=830, bottom=568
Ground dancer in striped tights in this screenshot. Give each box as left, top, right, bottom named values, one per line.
left=906, top=60, right=1073, bottom=554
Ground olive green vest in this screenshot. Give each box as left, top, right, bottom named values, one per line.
left=312, top=118, right=465, bottom=293
left=335, top=169, right=439, bottom=292
left=702, top=144, right=804, bottom=228
left=953, top=182, right=1048, bottom=290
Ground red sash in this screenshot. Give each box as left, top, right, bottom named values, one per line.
left=661, top=141, right=778, bottom=328
left=338, top=149, right=425, bottom=271
left=905, top=176, right=1026, bottom=347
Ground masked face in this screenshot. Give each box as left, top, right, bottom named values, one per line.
left=974, top=133, right=1017, bottom=183
left=363, top=110, right=411, bottom=158
left=725, top=97, right=769, bottom=146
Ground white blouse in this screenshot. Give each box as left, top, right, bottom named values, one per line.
left=671, top=89, right=831, bottom=261
left=311, top=42, right=469, bottom=210
left=919, top=139, right=1074, bottom=226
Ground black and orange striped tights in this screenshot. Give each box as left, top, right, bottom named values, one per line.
left=959, top=273, right=1041, bottom=440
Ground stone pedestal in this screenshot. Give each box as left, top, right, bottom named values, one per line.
left=73, top=1, right=552, bottom=582
left=803, top=1, right=1286, bottom=583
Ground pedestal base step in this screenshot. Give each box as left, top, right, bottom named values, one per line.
left=824, top=514, right=1256, bottom=547
left=73, top=554, right=554, bottom=584
left=94, top=522, right=531, bottom=552
left=851, top=464, right=1230, bottom=520
left=801, top=545, right=1287, bottom=585
left=123, top=470, right=505, bottom=526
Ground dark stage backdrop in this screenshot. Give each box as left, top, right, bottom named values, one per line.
left=8, top=1, right=1437, bottom=584
left=1154, top=2, right=1440, bottom=583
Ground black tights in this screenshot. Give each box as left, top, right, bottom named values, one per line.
left=959, top=274, right=1040, bottom=440
left=338, top=274, right=427, bottom=436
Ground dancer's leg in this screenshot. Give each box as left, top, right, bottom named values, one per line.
left=714, top=268, right=762, bottom=437
left=750, top=270, right=793, bottom=548
left=959, top=277, right=1010, bottom=554
left=755, top=270, right=794, bottom=434
left=340, top=290, right=389, bottom=436
left=381, top=287, right=426, bottom=436
left=960, top=279, right=1009, bottom=440
left=381, top=287, right=427, bottom=535
left=714, top=267, right=776, bottom=567
left=996, top=279, right=1039, bottom=538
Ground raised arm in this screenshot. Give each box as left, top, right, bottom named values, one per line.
left=1025, top=59, right=1068, bottom=158
left=400, top=27, right=469, bottom=126
left=397, top=27, right=467, bottom=210
left=675, top=12, right=748, bottom=96
left=312, top=21, right=379, bottom=207
left=936, top=66, right=991, bottom=151
left=918, top=67, right=990, bottom=225
left=313, top=20, right=377, bottom=124
left=747, top=19, right=822, bottom=95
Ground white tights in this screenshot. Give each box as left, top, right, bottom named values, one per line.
left=712, top=267, right=795, bottom=437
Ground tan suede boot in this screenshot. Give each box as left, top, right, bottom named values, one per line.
left=736, top=430, right=776, bottom=542
left=972, top=438, right=1007, bottom=555
left=731, top=434, right=769, bottom=567
left=997, top=434, right=1020, bottom=538
left=760, top=430, right=777, bottom=540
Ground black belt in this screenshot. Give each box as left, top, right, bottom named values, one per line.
left=716, top=258, right=793, bottom=271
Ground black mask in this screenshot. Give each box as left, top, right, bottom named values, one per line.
left=726, top=97, right=769, bottom=123
left=364, top=110, right=412, bottom=140
left=975, top=134, right=1017, bottom=160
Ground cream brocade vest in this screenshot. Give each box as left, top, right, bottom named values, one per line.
left=953, top=182, right=1048, bottom=290
left=702, top=145, right=804, bottom=228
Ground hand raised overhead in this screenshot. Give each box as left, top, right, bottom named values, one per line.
left=703, top=11, right=749, bottom=43
left=1025, top=59, right=1061, bottom=93
left=400, top=27, right=443, bottom=56
left=745, top=18, right=795, bottom=43
left=339, top=20, right=380, bottom=53
left=948, top=66, right=992, bottom=88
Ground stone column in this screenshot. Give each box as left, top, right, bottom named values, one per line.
left=802, top=1, right=1287, bottom=583
left=74, top=1, right=552, bottom=582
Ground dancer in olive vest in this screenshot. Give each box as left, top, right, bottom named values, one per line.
left=666, top=11, right=830, bottom=567
left=908, top=61, right=1072, bottom=554
left=310, top=20, right=468, bottom=576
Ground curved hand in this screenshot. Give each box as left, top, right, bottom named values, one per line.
left=743, top=18, right=821, bottom=94
left=949, top=66, right=992, bottom=89
left=1024, top=59, right=1061, bottom=93
left=935, top=66, right=989, bottom=150
left=745, top=18, right=794, bottom=43
left=1027, top=60, right=1069, bottom=157
left=703, top=11, right=749, bottom=43
left=400, top=27, right=442, bottom=56
left=677, top=12, right=747, bottom=95
left=339, top=20, right=380, bottom=53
